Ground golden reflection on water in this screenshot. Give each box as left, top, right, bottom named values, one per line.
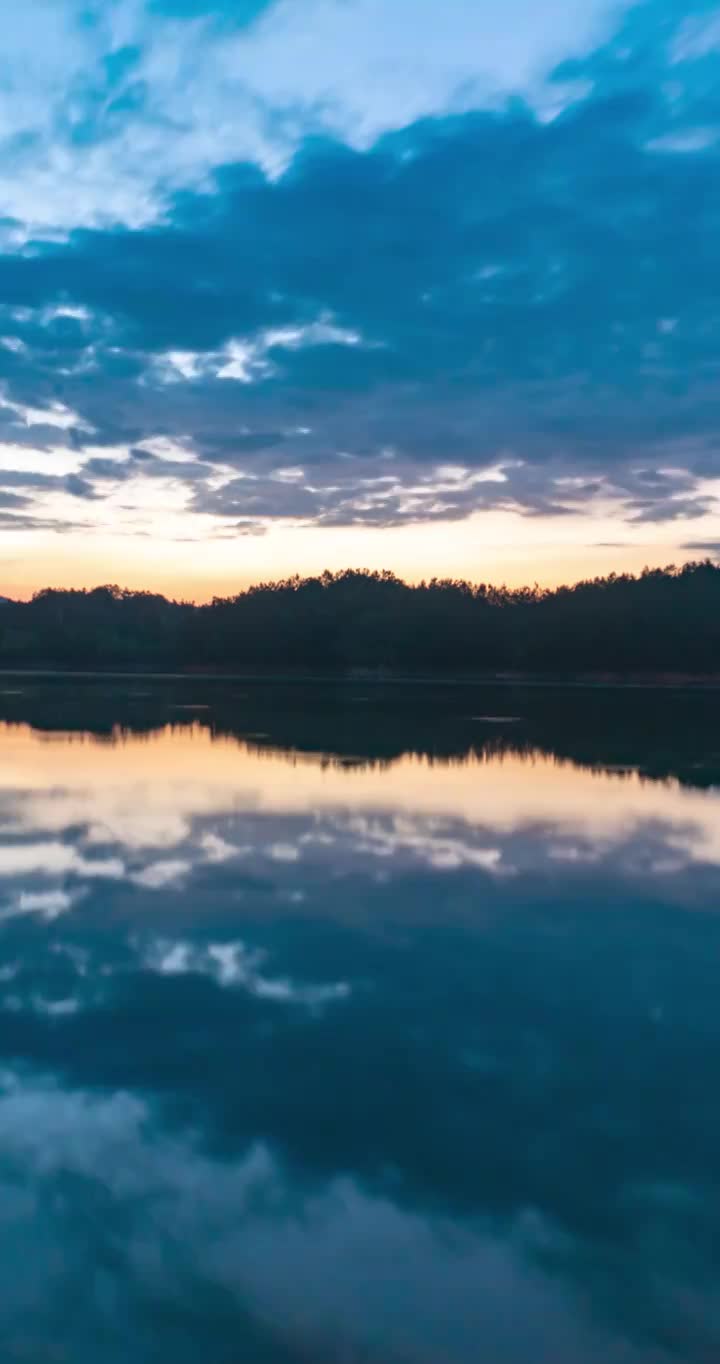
left=0, top=719, right=719, bottom=864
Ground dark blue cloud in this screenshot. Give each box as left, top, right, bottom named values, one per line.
left=0, top=105, right=714, bottom=384
left=682, top=539, right=720, bottom=553
left=0, top=0, right=719, bottom=528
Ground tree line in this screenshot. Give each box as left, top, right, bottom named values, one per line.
left=0, top=560, right=719, bottom=674
left=2, top=675, right=716, bottom=791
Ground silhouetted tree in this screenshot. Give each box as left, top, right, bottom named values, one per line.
left=0, top=561, right=718, bottom=674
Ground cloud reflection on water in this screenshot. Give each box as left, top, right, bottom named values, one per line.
left=0, top=690, right=718, bottom=1361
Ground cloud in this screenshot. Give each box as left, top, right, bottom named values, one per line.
left=0, top=889, right=77, bottom=921
left=131, top=858, right=191, bottom=888
left=0, top=0, right=626, bottom=234
left=0, top=1074, right=669, bottom=1364
left=1, top=709, right=720, bottom=1363
left=628, top=494, right=717, bottom=523
left=0, top=65, right=716, bottom=527
left=0, top=842, right=124, bottom=879
left=1, top=809, right=720, bottom=1360
left=0, top=0, right=717, bottom=540
left=143, top=936, right=351, bottom=1005
left=0, top=0, right=624, bottom=242
left=221, top=0, right=626, bottom=149
left=681, top=539, right=720, bottom=553
left=199, top=830, right=243, bottom=862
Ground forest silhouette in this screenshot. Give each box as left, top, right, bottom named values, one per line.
left=1, top=560, right=718, bottom=675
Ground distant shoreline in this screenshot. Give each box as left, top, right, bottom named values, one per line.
left=2, top=668, right=720, bottom=691
left=3, top=567, right=719, bottom=677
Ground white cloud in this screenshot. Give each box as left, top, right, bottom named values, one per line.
left=147, top=941, right=192, bottom=975
left=647, top=127, right=720, bottom=153
left=83, top=807, right=191, bottom=849
left=199, top=831, right=245, bottom=862
left=131, top=858, right=190, bottom=888
left=0, top=842, right=124, bottom=880
left=0, top=396, right=92, bottom=432
left=2, top=889, right=75, bottom=921
left=334, top=812, right=506, bottom=874
left=0, top=0, right=628, bottom=232
left=672, top=10, right=720, bottom=62
left=143, top=937, right=350, bottom=1006
left=29, top=996, right=81, bottom=1017
left=237, top=0, right=627, bottom=148
left=267, top=841, right=300, bottom=862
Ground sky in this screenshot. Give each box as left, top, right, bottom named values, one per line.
left=1, top=0, right=720, bottom=598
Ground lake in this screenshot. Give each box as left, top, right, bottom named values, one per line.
left=0, top=678, right=719, bottom=1363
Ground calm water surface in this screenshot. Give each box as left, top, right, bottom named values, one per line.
left=1, top=680, right=719, bottom=1363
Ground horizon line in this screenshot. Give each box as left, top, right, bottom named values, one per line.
left=4, top=557, right=719, bottom=607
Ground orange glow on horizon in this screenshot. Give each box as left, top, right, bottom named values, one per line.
left=0, top=519, right=711, bottom=602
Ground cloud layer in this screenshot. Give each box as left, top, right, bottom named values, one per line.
left=0, top=0, right=718, bottom=571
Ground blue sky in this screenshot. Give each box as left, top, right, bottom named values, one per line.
left=0, top=0, right=719, bottom=596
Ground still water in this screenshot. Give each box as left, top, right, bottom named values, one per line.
left=0, top=679, right=719, bottom=1363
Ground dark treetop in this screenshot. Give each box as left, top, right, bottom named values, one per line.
left=1, top=560, right=719, bottom=675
